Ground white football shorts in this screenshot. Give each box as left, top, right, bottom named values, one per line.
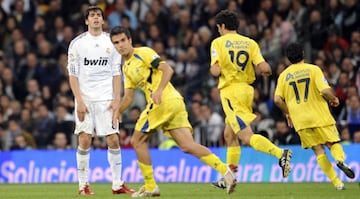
left=74, top=100, right=118, bottom=137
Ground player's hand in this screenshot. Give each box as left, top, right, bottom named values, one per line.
left=117, top=112, right=123, bottom=123
left=114, top=110, right=123, bottom=128
left=261, top=70, right=272, bottom=77
left=285, top=114, right=293, bottom=128
left=258, top=62, right=272, bottom=77
left=112, top=110, right=120, bottom=130
left=152, top=90, right=162, bottom=105
left=108, top=99, right=120, bottom=128
left=76, top=101, right=88, bottom=122
left=108, top=98, right=120, bottom=111
left=329, top=97, right=339, bottom=107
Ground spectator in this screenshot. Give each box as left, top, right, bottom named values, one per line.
left=43, top=0, right=68, bottom=34
left=323, top=27, right=349, bottom=56
left=9, top=0, right=36, bottom=36
left=149, top=0, right=168, bottom=34
left=53, top=25, right=74, bottom=58
left=0, top=5, right=7, bottom=47
left=3, top=118, right=36, bottom=151
left=54, top=104, right=74, bottom=144
left=145, top=24, right=162, bottom=47
left=343, top=95, right=360, bottom=139
left=306, top=9, right=328, bottom=58
left=17, top=52, right=46, bottom=90
left=176, top=9, right=194, bottom=49
left=340, top=57, right=356, bottom=82
left=8, top=99, right=21, bottom=119
left=25, top=79, right=41, bottom=101
left=48, top=131, right=71, bottom=150
left=187, top=100, right=202, bottom=144
left=339, top=0, right=360, bottom=42
left=327, top=62, right=341, bottom=86
left=288, top=0, right=306, bottom=34
left=18, top=108, right=34, bottom=133
left=41, top=85, right=53, bottom=110
left=0, top=123, right=6, bottom=150
left=0, top=94, right=13, bottom=120
left=92, top=135, right=107, bottom=150
left=259, top=27, right=282, bottom=67
left=273, top=120, right=300, bottom=145
left=326, top=0, right=344, bottom=28
left=10, top=134, right=32, bottom=150
left=197, top=25, right=212, bottom=60
left=33, top=103, right=55, bottom=148
left=348, top=41, right=359, bottom=68
left=130, top=0, right=151, bottom=22
left=353, top=130, right=360, bottom=143
left=9, top=39, right=28, bottom=74
left=200, top=103, right=224, bottom=147
left=329, top=45, right=345, bottom=66
left=108, top=0, right=137, bottom=29
left=256, top=10, right=270, bottom=36
left=339, top=126, right=352, bottom=144
left=2, top=16, right=18, bottom=51
left=181, top=46, right=202, bottom=97
left=334, top=72, right=351, bottom=117
left=119, top=127, right=132, bottom=149
left=208, top=85, right=224, bottom=117
left=251, top=110, right=275, bottom=141
left=123, top=106, right=141, bottom=134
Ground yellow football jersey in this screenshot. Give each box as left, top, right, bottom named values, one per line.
left=210, top=33, right=265, bottom=89
left=122, top=47, right=183, bottom=103
left=275, top=63, right=336, bottom=131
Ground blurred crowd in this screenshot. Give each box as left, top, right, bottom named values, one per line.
left=0, top=0, right=359, bottom=151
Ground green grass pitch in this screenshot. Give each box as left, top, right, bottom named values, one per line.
left=0, top=182, right=358, bottom=199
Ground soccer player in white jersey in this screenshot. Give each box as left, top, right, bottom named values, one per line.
left=67, top=6, right=134, bottom=195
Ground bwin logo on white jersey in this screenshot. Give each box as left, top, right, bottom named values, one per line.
left=84, top=57, right=109, bottom=66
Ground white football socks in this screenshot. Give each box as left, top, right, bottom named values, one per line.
left=77, top=147, right=90, bottom=189
left=108, top=147, right=123, bottom=190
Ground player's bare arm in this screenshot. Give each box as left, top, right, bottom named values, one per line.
left=69, top=75, right=88, bottom=121
left=274, top=95, right=293, bottom=127
left=152, top=62, right=173, bottom=105
left=117, top=88, right=135, bottom=122
left=257, top=61, right=272, bottom=77
left=321, top=88, right=339, bottom=107
left=210, top=62, right=221, bottom=77
left=274, top=95, right=290, bottom=114
left=109, top=75, right=121, bottom=127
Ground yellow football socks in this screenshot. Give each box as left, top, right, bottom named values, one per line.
left=317, top=154, right=342, bottom=186
left=249, top=134, right=283, bottom=159
left=227, top=146, right=241, bottom=166
left=200, top=154, right=227, bottom=175
left=330, top=143, right=345, bottom=162
left=138, top=161, right=157, bottom=191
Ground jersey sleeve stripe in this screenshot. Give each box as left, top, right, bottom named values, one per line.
left=150, top=58, right=162, bottom=68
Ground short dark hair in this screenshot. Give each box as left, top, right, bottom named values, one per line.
left=286, top=42, right=304, bottom=64
left=214, top=10, right=239, bottom=31
left=84, top=6, right=104, bottom=20
left=110, top=26, right=132, bottom=39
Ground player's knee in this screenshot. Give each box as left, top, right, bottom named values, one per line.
left=179, top=143, right=195, bottom=154
left=106, top=135, right=120, bottom=148
left=130, top=136, right=145, bottom=149
left=225, top=135, right=239, bottom=146
left=130, top=136, right=138, bottom=148
left=78, top=133, right=92, bottom=148
left=241, top=137, right=251, bottom=145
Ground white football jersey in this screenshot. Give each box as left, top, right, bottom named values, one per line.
left=67, top=32, right=121, bottom=102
